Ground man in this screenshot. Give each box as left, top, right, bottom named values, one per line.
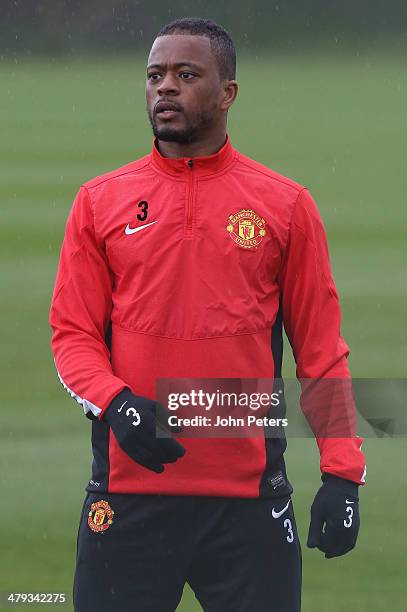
left=50, top=17, right=366, bottom=612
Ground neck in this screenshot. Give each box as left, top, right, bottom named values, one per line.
left=156, top=130, right=227, bottom=159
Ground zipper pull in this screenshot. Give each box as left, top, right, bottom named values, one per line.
left=187, top=159, right=193, bottom=169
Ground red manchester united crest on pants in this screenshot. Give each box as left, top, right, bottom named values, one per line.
left=88, top=500, right=114, bottom=533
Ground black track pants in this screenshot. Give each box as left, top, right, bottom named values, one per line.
left=73, top=492, right=302, bottom=612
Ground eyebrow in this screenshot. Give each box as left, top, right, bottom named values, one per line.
left=147, top=62, right=203, bottom=72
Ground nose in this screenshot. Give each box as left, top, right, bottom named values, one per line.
left=157, top=72, right=179, bottom=96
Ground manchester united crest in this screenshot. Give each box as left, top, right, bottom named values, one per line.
left=88, top=500, right=114, bottom=533
left=226, top=209, right=266, bottom=249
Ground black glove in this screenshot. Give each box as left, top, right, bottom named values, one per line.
left=307, top=473, right=360, bottom=558
left=104, top=389, right=185, bottom=474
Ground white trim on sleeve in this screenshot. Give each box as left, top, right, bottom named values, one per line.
left=55, top=364, right=102, bottom=417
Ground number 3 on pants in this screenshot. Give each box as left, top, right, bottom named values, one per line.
left=284, top=518, right=294, bottom=543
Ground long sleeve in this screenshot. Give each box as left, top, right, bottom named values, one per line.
left=49, top=186, right=127, bottom=419
left=278, top=188, right=366, bottom=484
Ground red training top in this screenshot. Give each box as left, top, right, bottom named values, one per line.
left=49, top=136, right=366, bottom=497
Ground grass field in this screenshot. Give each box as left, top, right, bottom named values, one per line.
left=1, top=50, right=407, bottom=611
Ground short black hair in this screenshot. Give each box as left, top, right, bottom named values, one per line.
left=156, top=17, right=236, bottom=80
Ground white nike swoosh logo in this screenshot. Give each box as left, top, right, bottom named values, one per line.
left=271, top=499, right=291, bottom=519
left=345, top=499, right=355, bottom=504
left=125, top=220, right=158, bottom=235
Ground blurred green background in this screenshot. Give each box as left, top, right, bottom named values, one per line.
left=1, top=2, right=407, bottom=611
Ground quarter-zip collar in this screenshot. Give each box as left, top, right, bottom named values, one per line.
left=150, top=135, right=236, bottom=178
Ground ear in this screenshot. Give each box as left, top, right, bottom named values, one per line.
left=220, top=80, right=238, bottom=111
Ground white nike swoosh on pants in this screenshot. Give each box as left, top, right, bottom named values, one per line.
left=271, top=499, right=291, bottom=519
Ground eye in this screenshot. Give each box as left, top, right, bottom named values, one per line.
left=147, top=73, right=161, bottom=81
left=179, top=72, right=195, bottom=80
